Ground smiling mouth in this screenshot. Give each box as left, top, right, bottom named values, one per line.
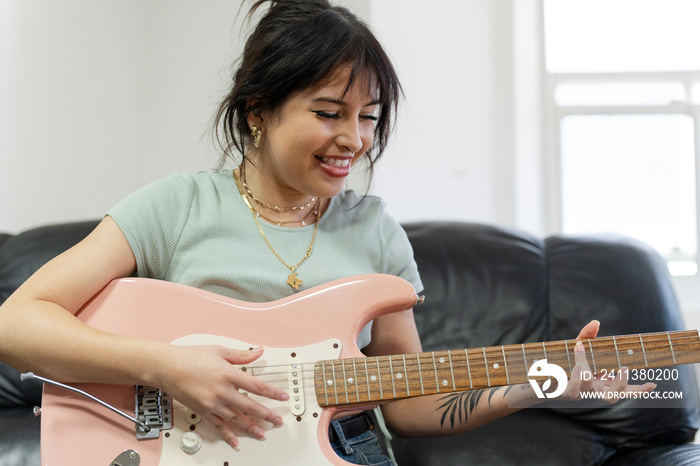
left=317, top=156, right=350, bottom=168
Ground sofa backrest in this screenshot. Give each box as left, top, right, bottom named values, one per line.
left=403, top=221, right=700, bottom=450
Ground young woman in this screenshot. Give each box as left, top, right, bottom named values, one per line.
left=0, top=1, right=654, bottom=464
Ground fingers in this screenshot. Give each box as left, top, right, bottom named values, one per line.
left=213, top=346, right=289, bottom=429
left=575, top=320, right=600, bottom=340
left=165, top=344, right=290, bottom=451
left=222, top=346, right=289, bottom=404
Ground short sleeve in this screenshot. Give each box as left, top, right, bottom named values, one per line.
left=378, top=203, right=424, bottom=294
left=107, top=173, right=196, bottom=279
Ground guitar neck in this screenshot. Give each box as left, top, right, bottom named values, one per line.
left=313, top=330, right=700, bottom=407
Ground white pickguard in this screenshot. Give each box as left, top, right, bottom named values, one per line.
left=161, top=334, right=343, bottom=465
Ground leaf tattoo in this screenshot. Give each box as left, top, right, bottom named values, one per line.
left=436, top=385, right=516, bottom=428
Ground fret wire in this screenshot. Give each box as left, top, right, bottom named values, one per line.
left=417, top=353, right=425, bottom=395
left=331, top=360, right=339, bottom=405
left=521, top=344, right=528, bottom=377
left=612, top=336, right=621, bottom=370
left=389, top=356, right=396, bottom=399
left=667, top=332, right=677, bottom=364
left=432, top=352, right=440, bottom=393
left=464, top=349, right=473, bottom=389
left=342, top=360, right=349, bottom=404
left=501, top=346, right=510, bottom=385
left=402, top=354, right=410, bottom=397
left=376, top=357, right=384, bottom=400
left=542, top=341, right=548, bottom=360
left=448, top=350, right=456, bottom=391
left=322, top=361, right=329, bottom=406
left=482, top=347, right=491, bottom=387
left=564, top=340, right=572, bottom=373
left=587, top=340, right=597, bottom=373
left=352, top=359, right=359, bottom=403
left=639, top=334, right=649, bottom=368
left=364, top=359, right=371, bottom=402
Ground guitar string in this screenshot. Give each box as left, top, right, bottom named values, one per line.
left=228, top=334, right=697, bottom=406
left=235, top=333, right=695, bottom=382
left=228, top=335, right=695, bottom=400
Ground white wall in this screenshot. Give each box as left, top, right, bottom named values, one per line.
left=367, top=0, right=528, bottom=228
left=1, top=0, right=247, bottom=232
left=1, top=0, right=540, bottom=234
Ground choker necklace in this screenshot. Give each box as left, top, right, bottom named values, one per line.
left=234, top=169, right=321, bottom=291
left=241, top=167, right=316, bottom=212
left=250, top=199, right=320, bottom=227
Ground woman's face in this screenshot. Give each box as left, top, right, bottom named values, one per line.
left=247, top=65, right=378, bottom=202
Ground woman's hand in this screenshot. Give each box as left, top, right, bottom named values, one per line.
left=559, top=320, right=656, bottom=402
left=158, top=345, right=289, bottom=451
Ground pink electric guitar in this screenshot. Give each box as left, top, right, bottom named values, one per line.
left=37, top=274, right=700, bottom=466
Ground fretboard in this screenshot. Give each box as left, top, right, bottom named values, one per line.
left=313, top=330, right=700, bottom=407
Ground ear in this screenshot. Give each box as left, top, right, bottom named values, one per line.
left=245, top=98, right=265, bottom=131
left=246, top=112, right=264, bottom=132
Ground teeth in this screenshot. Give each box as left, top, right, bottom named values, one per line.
left=321, top=157, right=350, bottom=168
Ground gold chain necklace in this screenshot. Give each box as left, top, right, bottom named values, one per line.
left=234, top=169, right=321, bottom=291
left=241, top=166, right=316, bottom=212
left=250, top=198, right=320, bottom=227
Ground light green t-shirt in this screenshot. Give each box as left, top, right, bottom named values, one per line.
left=108, top=170, right=422, bottom=347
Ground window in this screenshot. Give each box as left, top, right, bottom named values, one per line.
left=544, top=0, right=700, bottom=288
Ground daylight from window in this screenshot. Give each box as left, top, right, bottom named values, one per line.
left=544, top=0, right=700, bottom=276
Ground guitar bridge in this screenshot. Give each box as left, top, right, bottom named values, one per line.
left=135, top=386, right=172, bottom=439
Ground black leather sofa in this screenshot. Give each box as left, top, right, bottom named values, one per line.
left=1, top=220, right=699, bottom=465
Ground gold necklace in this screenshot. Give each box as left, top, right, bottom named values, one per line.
left=250, top=199, right=320, bottom=227
left=234, top=169, right=321, bottom=291
left=241, top=166, right=316, bottom=212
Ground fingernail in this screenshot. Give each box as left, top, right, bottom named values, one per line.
left=575, top=341, right=584, bottom=351
left=228, top=438, right=240, bottom=452
left=280, top=392, right=289, bottom=401
left=251, top=346, right=265, bottom=353
left=273, top=416, right=284, bottom=427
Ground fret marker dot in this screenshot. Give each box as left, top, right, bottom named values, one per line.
left=370, top=375, right=377, bottom=382
left=439, top=357, right=446, bottom=364
left=627, top=349, right=634, bottom=355
left=396, top=373, right=403, bottom=379
left=347, top=378, right=354, bottom=384
left=327, top=380, right=333, bottom=386
left=493, top=363, right=499, bottom=369
left=442, top=380, right=448, bottom=386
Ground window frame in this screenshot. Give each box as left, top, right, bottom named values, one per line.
left=544, top=69, right=700, bottom=309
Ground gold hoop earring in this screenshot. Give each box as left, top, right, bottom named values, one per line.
left=251, top=125, right=262, bottom=148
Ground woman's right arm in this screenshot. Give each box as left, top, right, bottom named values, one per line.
left=0, top=216, right=288, bottom=449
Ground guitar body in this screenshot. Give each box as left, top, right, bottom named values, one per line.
left=40, top=274, right=419, bottom=466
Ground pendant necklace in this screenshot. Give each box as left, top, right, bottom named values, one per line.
left=234, top=169, right=321, bottom=291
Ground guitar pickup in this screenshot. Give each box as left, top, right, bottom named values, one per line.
left=288, top=356, right=305, bottom=416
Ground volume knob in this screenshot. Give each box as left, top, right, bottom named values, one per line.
left=180, top=431, right=203, bottom=454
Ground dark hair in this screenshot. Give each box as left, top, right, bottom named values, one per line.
left=213, top=0, right=401, bottom=185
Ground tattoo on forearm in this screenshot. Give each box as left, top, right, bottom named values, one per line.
left=436, top=385, right=515, bottom=428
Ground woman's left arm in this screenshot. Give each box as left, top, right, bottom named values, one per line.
left=364, top=314, right=656, bottom=438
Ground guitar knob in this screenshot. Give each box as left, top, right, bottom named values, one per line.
left=180, top=431, right=203, bottom=454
